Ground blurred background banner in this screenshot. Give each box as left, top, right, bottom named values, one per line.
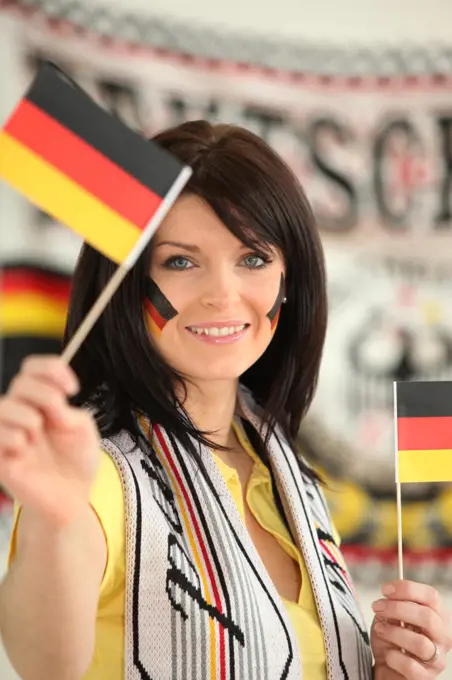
left=1, top=0, right=452, bottom=585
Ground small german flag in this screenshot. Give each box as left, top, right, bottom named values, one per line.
left=395, top=381, right=452, bottom=483
left=145, top=279, right=177, bottom=336
left=267, top=273, right=284, bottom=334
left=0, top=62, right=191, bottom=267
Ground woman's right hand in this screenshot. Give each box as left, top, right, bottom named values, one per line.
left=0, top=355, right=101, bottom=528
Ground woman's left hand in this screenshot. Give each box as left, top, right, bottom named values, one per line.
left=371, top=580, right=452, bottom=679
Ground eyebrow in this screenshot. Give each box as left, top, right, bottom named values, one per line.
left=155, top=240, right=201, bottom=253
left=155, top=240, right=252, bottom=253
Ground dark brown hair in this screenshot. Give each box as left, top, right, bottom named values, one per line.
left=63, top=121, right=327, bottom=481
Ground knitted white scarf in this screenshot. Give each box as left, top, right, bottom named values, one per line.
left=101, top=387, right=372, bottom=679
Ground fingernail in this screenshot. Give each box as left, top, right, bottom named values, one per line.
left=382, top=585, right=396, bottom=596
left=374, top=623, right=385, bottom=635
left=372, top=600, right=386, bottom=612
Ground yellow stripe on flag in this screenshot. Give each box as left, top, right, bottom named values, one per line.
left=146, top=314, right=162, bottom=338
left=0, top=133, right=142, bottom=264
left=0, top=293, right=68, bottom=337
left=398, top=449, right=452, bottom=484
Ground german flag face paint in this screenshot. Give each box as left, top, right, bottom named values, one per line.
left=145, top=278, right=178, bottom=337
left=267, top=273, right=285, bottom=335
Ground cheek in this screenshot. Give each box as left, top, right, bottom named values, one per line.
left=145, top=278, right=178, bottom=338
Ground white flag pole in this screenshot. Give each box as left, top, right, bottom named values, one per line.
left=396, top=483, right=404, bottom=580
left=394, top=382, right=404, bottom=580
left=393, top=382, right=406, bottom=649
left=61, top=166, right=192, bottom=365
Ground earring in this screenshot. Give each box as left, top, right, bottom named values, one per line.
left=282, top=297, right=287, bottom=304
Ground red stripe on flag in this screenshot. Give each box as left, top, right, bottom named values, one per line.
left=271, top=308, right=280, bottom=332
left=145, top=299, right=166, bottom=332
left=397, top=416, right=452, bottom=451
left=1, top=269, right=71, bottom=304
left=5, top=99, right=162, bottom=228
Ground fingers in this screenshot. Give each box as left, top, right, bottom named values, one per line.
left=0, top=356, right=81, bottom=445
left=384, top=646, right=445, bottom=680
left=0, top=424, right=28, bottom=455
left=0, top=400, right=44, bottom=447
left=8, top=357, right=80, bottom=428
left=19, top=355, right=79, bottom=396
left=372, top=599, right=445, bottom=644
left=374, top=621, right=437, bottom=663
left=382, top=580, right=449, bottom=623
left=8, top=378, right=69, bottom=428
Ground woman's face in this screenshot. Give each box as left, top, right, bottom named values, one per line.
left=147, top=194, right=285, bottom=383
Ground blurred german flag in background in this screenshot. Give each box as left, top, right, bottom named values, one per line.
left=0, top=263, right=71, bottom=391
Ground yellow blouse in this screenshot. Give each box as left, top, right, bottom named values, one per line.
left=213, top=421, right=327, bottom=679
left=8, top=423, right=327, bottom=679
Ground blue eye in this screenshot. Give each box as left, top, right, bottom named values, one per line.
left=242, top=253, right=271, bottom=269
left=164, top=256, right=193, bottom=270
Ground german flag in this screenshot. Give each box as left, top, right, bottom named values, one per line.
left=395, top=381, right=452, bottom=483
left=0, top=264, right=71, bottom=392
left=267, top=273, right=284, bottom=334
left=1, top=264, right=71, bottom=338
left=145, top=279, right=177, bottom=337
left=0, top=62, right=191, bottom=267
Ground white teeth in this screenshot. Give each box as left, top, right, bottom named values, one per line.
left=189, top=324, right=246, bottom=337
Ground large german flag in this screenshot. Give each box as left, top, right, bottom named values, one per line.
left=396, top=381, right=452, bottom=483
left=0, top=62, right=191, bottom=267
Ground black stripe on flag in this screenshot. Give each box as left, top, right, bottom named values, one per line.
left=396, top=381, right=452, bottom=419
left=25, top=62, right=185, bottom=198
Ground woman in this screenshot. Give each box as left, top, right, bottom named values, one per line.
left=0, top=121, right=450, bottom=680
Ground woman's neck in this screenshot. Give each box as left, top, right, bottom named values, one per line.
left=181, top=378, right=239, bottom=448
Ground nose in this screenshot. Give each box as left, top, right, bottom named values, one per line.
left=199, top=267, right=241, bottom=311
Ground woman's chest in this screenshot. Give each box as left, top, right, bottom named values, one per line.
left=222, top=454, right=302, bottom=604
left=242, top=502, right=302, bottom=603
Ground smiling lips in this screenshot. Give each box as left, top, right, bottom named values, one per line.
left=186, top=322, right=249, bottom=344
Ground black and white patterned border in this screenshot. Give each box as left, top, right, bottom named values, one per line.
left=2, top=0, right=452, bottom=79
